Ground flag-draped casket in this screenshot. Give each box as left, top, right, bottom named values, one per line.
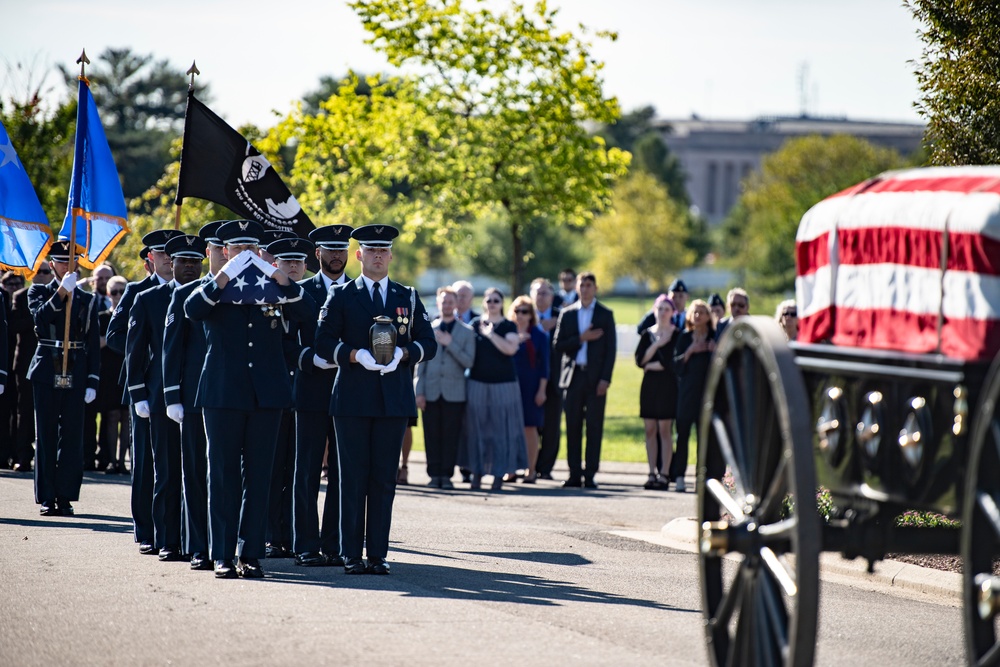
left=796, top=166, right=1000, bottom=362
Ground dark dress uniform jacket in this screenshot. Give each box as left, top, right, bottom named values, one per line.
left=315, top=276, right=437, bottom=417
left=162, top=278, right=208, bottom=410
left=289, top=273, right=347, bottom=412
left=125, top=282, right=175, bottom=413
left=184, top=278, right=314, bottom=410
left=107, top=275, right=162, bottom=401
left=26, top=281, right=100, bottom=390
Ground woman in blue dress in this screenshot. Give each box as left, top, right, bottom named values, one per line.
left=509, top=295, right=549, bottom=484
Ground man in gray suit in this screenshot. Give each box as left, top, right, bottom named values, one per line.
left=414, top=287, right=476, bottom=489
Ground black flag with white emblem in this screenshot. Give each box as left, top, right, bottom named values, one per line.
left=176, top=91, right=316, bottom=241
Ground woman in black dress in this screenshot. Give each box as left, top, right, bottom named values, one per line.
left=635, top=294, right=679, bottom=490
left=672, top=299, right=716, bottom=492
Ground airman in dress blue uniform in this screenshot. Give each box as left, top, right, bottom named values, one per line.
left=107, top=229, right=182, bottom=552
left=314, top=224, right=436, bottom=574
left=184, top=220, right=315, bottom=579
left=126, top=234, right=206, bottom=562
left=28, top=241, right=101, bottom=516
left=161, top=221, right=225, bottom=571
left=286, top=225, right=353, bottom=567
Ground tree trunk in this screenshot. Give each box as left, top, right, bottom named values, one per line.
left=511, top=220, right=523, bottom=296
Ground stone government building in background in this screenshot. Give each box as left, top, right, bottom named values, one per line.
left=656, top=115, right=926, bottom=225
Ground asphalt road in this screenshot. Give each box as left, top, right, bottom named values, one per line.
left=0, top=457, right=964, bottom=666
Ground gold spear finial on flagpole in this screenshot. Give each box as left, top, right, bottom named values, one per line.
left=175, top=60, right=201, bottom=230
left=187, top=60, right=200, bottom=90
left=77, top=49, right=90, bottom=81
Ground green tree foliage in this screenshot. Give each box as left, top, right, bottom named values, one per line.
left=0, top=79, right=75, bottom=228
left=587, top=172, right=695, bottom=291
left=59, top=48, right=209, bottom=203
left=723, top=135, right=904, bottom=293
left=907, top=1, right=1000, bottom=165
left=454, top=205, right=590, bottom=290
left=598, top=105, right=687, bottom=204
left=347, top=0, right=630, bottom=293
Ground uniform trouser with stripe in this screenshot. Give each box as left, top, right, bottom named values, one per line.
left=180, top=408, right=208, bottom=557
left=130, top=407, right=154, bottom=543
left=150, top=412, right=182, bottom=549
left=203, top=408, right=280, bottom=561
left=33, top=383, right=84, bottom=504
left=335, top=416, right=406, bottom=560
left=266, top=410, right=295, bottom=549
left=292, top=410, right=341, bottom=555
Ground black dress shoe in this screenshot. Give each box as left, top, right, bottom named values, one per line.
left=214, top=560, right=237, bottom=579
left=266, top=543, right=293, bottom=559
left=39, top=501, right=58, bottom=516
left=190, top=554, right=213, bottom=570
left=139, top=541, right=157, bottom=555
left=325, top=554, right=346, bottom=567
left=56, top=500, right=74, bottom=516
left=562, top=477, right=582, bottom=488
left=13, top=462, right=32, bottom=473
left=158, top=547, right=185, bottom=562
left=367, top=557, right=390, bottom=575
left=295, top=551, right=330, bottom=567
left=343, top=557, right=367, bottom=574
left=584, top=479, right=598, bottom=489
left=538, top=472, right=554, bottom=480
left=236, top=558, right=264, bottom=579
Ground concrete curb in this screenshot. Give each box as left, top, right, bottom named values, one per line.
left=621, top=518, right=961, bottom=606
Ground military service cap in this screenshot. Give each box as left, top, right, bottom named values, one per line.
left=309, top=224, right=354, bottom=250
left=267, top=237, right=315, bottom=261
left=141, top=229, right=184, bottom=252
left=164, top=234, right=207, bottom=260
left=351, top=224, right=398, bottom=249
left=217, top=219, right=265, bottom=245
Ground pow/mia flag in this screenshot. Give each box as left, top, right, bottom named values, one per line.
left=176, top=91, right=315, bottom=242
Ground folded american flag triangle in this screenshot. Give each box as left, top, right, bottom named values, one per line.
left=218, top=264, right=285, bottom=305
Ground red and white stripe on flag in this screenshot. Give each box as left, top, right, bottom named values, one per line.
left=795, top=166, right=1000, bottom=361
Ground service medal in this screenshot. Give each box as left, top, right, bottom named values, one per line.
left=271, top=320, right=277, bottom=329
left=399, top=325, right=406, bottom=335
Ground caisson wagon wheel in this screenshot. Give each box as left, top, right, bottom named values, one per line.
left=962, top=355, right=1000, bottom=666
left=697, top=317, right=820, bottom=667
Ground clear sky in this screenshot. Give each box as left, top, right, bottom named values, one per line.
left=4, top=0, right=925, bottom=129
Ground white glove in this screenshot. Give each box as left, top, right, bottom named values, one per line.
left=0, top=384, right=5, bottom=396
left=60, top=271, right=78, bottom=293
left=219, top=250, right=253, bottom=281
left=312, top=353, right=337, bottom=370
left=355, top=349, right=384, bottom=372
left=249, top=252, right=278, bottom=278
left=84, top=388, right=96, bottom=404
left=166, top=403, right=184, bottom=424
left=380, top=347, right=404, bottom=375
left=134, top=400, right=150, bottom=419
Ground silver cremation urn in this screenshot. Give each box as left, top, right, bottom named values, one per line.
left=370, top=315, right=397, bottom=365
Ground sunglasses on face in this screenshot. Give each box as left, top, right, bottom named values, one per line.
left=37, top=268, right=53, bottom=275
left=485, top=298, right=502, bottom=304
left=783, top=309, right=797, bottom=317
left=515, top=309, right=532, bottom=315
left=110, top=289, right=125, bottom=296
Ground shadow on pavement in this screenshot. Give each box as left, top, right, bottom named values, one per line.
left=260, top=559, right=696, bottom=613
left=0, top=515, right=134, bottom=534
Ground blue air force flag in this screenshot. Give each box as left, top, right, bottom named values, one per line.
left=0, top=121, right=52, bottom=276
left=59, top=77, right=129, bottom=269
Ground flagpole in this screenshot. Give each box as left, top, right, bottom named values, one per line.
left=61, top=49, right=90, bottom=383
left=174, top=61, right=200, bottom=231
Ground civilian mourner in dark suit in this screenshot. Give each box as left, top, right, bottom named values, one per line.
left=127, top=234, right=207, bottom=563
left=530, top=278, right=562, bottom=479
left=554, top=271, right=616, bottom=489
left=184, top=219, right=314, bottom=580
left=285, top=225, right=353, bottom=567
left=107, top=229, right=181, bottom=553
left=161, top=221, right=226, bottom=571
left=27, top=241, right=101, bottom=516
left=414, top=287, right=476, bottom=489
left=314, top=224, right=436, bottom=575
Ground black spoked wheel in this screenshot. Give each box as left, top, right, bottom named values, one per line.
left=962, top=355, right=1000, bottom=666
left=698, top=317, right=820, bottom=667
